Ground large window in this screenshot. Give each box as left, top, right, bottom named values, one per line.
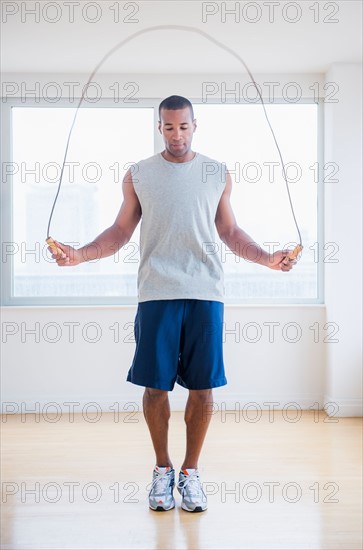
left=2, top=99, right=321, bottom=305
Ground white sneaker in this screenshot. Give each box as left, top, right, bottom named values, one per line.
left=177, top=468, right=207, bottom=512
left=148, top=466, right=175, bottom=511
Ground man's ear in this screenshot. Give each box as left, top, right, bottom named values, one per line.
left=193, top=118, right=197, bottom=133
left=158, top=121, right=162, bottom=134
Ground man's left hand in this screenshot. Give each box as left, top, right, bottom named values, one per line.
left=267, top=250, right=298, bottom=272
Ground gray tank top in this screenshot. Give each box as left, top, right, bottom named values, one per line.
left=132, top=152, right=226, bottom=303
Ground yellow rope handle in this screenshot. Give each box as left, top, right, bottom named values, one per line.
left=284, top=244, right=303, bottom=263
left=46, top=237, right=64, bottom=257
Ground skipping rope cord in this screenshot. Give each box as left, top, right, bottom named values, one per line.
left=46, top=24, right=303, bottom=256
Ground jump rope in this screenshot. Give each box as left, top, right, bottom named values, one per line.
left=46, top=25, right=303, bottom=263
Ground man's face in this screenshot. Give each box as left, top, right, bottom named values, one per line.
left=158, top=107, right=197, bottom=161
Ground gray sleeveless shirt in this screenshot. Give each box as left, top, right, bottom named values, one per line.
left=132, top=152, right=226, bottom=303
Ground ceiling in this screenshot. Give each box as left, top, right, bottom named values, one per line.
left=1, top=0, right=362, bottom=74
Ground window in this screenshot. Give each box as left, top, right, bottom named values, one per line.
left=2, top=99, right=321, bottom=305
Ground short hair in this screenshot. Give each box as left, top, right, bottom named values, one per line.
left=158, top=95, right=194, bottom=121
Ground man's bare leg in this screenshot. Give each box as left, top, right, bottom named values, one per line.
left=180, top=389, right=214, bottom=470
left=143, top=388, right=173, bottom=468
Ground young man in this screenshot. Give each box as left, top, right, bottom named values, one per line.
left=49, top=95, right=297, bottom=513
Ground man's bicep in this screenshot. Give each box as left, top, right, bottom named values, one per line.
left=113, top=168, right=142, bottom=238
left=215, top=172, right=238, bottom=240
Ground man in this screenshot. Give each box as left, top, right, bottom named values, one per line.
left=49, top=95, right=296, bottom=513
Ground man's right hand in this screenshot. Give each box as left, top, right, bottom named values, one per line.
left=47, top=240, right=83, bottom=267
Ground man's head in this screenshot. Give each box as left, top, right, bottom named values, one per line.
left=158, top=95, right=197, bottom=162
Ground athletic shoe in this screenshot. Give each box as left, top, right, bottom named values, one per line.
left=177, top=468, right=208, bottom=512
left=148, top=465, right=175, bottom=511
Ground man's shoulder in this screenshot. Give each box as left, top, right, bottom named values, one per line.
left=134, top=153, right=160, bottom=168
left=197, top=152, right=225, bottom=167
left=197, top=153, right=227, bottom=182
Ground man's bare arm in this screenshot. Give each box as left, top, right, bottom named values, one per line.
left=48, top=168, right=142, bottom=266
left=215, top=171, right=295, bottom=271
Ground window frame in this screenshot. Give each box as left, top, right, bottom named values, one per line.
left=1, top=96, right=324, bottom=306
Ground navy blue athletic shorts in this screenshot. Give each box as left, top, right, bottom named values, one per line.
left=126, top=299, right=227, bottom=391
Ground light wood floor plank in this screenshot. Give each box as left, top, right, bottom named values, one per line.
left=1, top=410, right=362, bottom=549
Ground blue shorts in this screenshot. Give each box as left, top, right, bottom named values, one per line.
left=126, top=299, right=227, bottom=391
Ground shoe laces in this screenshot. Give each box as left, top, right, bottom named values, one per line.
left=150, top=469, right=173, bottom=495
left=178, top=471, right=204, bottom=498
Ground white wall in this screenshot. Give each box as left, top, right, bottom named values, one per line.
left=324, top=63, right=363, bottom=416
left=1, top=72, right=323, bottom=102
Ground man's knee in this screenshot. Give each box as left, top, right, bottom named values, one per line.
left=144, top=387, right=169, bottom=401
left=188, top=388, right=213, bottom=401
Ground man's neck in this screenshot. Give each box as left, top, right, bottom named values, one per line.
left=161, top=150, right=196, bottom=163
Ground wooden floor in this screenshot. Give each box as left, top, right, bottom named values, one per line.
left=1, top=409, right=362, bottom=550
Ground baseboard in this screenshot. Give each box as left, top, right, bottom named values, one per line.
left=323, top=395, right=363, bottom=417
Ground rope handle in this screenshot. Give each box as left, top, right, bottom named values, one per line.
left=46, top=237, right=64, bottom=257
left=283, top=244, right=303, bottom=263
